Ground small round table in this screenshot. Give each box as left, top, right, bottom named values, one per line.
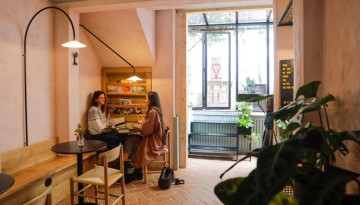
left=0, top=173, right=14, bottom=195
left=51, top=140, right=106, bottom=205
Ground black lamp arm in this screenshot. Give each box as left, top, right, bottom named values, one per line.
left=23, top=7, right=76, bottom=146
left=79, top=25, right=136, bottom=76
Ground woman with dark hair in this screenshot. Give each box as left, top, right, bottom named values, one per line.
left=88, top=91, right=120, bottom=149
left=262, top=97, right=274, bottom=147
left=124, top=91, right=168, bottom=183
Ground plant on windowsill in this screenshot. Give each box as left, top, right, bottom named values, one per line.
left=215, top=81, right=360, bottom=205
left=235, top=113, right=253, bottom=135
left=236, top=102, right=252, bottom=114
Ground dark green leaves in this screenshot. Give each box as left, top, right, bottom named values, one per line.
left=268, top=98, right=307, bottom=121
left=256, top=138, right=302, bottom=202
left=214, top=177, right=244, bottom=205
left=339, top=130, right=360, bottom=146
left=295, top=81, right=321, bottom=100
left=281, top=122, right=301, bottom=137
left=299, top=172, right=352, bottom=205
left=236, top=94, right=273, bottom=102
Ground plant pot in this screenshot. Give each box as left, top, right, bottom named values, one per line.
left=241, top=103, right=253, bottom=115
left=249, top=138, right=256, bottom=143
left=237, top=127, right=251, bottom=135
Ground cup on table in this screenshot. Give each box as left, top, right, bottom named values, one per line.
left=126, top=123, right=134, bottom=129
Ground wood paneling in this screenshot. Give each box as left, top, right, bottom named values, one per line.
left=1, top=138, right=59, bottom=175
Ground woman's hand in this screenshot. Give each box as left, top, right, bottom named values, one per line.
left=137, top=116, right=145, bottom=125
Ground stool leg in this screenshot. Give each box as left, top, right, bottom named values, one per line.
left=70, top=178, right=74, bottom=205
left=144, top=166, right=148, bottom=184
left=95, top=185, right=98, bottom=205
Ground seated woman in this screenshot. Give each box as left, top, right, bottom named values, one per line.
left=88, top=91, right=120, bottom=149
left=124, top=91, right=167, bottom=182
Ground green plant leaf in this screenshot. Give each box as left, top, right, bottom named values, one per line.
left=292, top=166, right=323, bottom=188
left=268, top=98, right=307, bottom=121
left=237, top=94, right=273, bottom=102
left=339, top=130, right=360, bottom=146
left=214, top=177, right=244, bottom=204
left=300, top=94, right=335, bottom=114
left=299, top=172, right=352, bottom=205
left=295, top=81, right=321, bottom=100
left=281, top=122, right=301, bottom=137
left=339, top=195, right=360, bottom=205
left=255, top=138, right=303, bottom=203
left=269, top=192, right=298, bottom=205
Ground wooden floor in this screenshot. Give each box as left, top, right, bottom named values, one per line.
left=56, top=156, right=257, bottom=205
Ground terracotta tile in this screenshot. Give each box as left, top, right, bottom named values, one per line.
left=181, top=199, right=206, bottom=205
left=125, top=197, right=139, bottom=204
left=129, top=187, right=149, bottom=193
left=126, top=192, right=144, bottom=200
left=134, top=183, right=153, bottom=188
left=143, top=190, right=158, bottom=199
left=138, top=196, right=152, bottom=204
left=166, top=199, right=180, bottom=205
left=155, top=189, right=175, bottom=197
left=199, top=197, right=218, bottom=205
left=151, top=196, right=172, bottom=203
left=169, top=193, right=186, bottom=203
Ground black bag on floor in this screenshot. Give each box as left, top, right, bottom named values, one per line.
left=158, top=164, right=184, bottom=189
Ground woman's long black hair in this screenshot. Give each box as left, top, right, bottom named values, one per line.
left=146, top=91, right=165, bottom=131
left=91, top=91, right=106, bottom=113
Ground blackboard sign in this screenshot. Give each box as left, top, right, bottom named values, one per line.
left=253, top=84, right=266, bottom=112
left=280, top=60, right=294, bottom=107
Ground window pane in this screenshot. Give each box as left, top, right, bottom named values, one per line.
left=205, top=12, right=236, bottom=24
left=206, top=33, right=230, bottom=108
left=188, top=32, right=204, bottom=107
left=269, top=10, right=273, bottom=22
left=238, top=25, right=267, bottom=96
left=269, top=25, right=274, bottom=94
left=188, top=13, right=206, bottom=25
left=238, top=10, right=268, bottom=23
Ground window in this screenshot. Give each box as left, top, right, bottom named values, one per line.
left=188, top=9, right=273, bottom=110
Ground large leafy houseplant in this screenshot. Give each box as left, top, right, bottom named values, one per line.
left=215, top=81, right=360, bottom=205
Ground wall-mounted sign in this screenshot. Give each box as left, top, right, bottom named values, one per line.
left=280, top=59, right=294, bottom=108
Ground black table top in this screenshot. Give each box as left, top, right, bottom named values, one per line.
left=0, top=173, right=14, bottom=195
left=51, top=140, right=107, bottom=154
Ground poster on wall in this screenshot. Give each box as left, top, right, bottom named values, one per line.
left=280, top=59, right=294, bottom=108
left=253, top=84, right=267, bottom=112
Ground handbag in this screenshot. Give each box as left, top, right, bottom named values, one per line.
left=158, top=164, right=184, bottom=189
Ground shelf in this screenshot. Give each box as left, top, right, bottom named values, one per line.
left=107, top=82, right=147, bottom=86
left=107, top=104, right=146, bottom=108
left=106, top=93, right=146, bottom=96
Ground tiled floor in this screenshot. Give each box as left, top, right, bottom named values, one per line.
left=56, top=156, right=256, bottom=205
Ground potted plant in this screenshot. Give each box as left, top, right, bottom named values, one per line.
left=235, top=113, right=253, bottom=135
left=243, top=131, right=260, bottom=149
left=236, top=102, right=252, bottom=114
left=215, top=81, right=360, bottom=205
left=276, top=119, right=287, bottom=141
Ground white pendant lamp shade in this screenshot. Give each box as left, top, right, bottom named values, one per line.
left=62, top=39, right=86, bottom=48
left=127, top=75, right=143, bottom=81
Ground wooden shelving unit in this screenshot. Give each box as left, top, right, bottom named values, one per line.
left=102, top=67, right=152, bottom=122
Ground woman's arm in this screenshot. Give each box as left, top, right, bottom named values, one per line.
left=140, top=110, right=160, bottom=136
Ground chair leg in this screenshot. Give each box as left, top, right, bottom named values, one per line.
left=104, top=185, right=109, bottom=205
left=121, top=176, right=126, bottom=205
left=95, top=185, right=98, bottom=205
left=70, top=178, right=75, bottom=205
left=144, top=166, right=148, bottom=184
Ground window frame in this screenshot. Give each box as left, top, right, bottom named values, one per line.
left=188, top=10, right=273, bottom=111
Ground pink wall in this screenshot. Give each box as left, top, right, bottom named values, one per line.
left=322, top=0, right=360, bottom=194
left=79, top=28, right=102, bottom=127
left=152, top=9, right=176, bottom=166
left=137, top=8, right=156, bottom=62
left=273, top=0, right=294, bottom=112
left=0, top=0, right=55, bottom=154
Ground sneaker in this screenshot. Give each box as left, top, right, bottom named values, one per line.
left=126, top=168, right=143, bottom=181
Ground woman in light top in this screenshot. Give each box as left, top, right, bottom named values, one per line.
left=88, top=91, right=120, bottom=149
left=124, top=91, right=168, bottom=183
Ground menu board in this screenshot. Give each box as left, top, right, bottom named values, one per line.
left=253, top=84, right=266, bottom=112
left=280, top=60, right=294, bottom=108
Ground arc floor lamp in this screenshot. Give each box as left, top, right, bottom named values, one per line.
left=23, top=7, right=86, bottom=146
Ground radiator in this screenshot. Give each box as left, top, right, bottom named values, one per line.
left=191, top=112, right=266, bottom=153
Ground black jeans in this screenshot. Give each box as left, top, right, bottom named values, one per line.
left=90, top=133, right=122, bottom=150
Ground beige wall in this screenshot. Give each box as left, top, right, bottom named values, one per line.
left=273, top=0, right=294, bottom=111
left=294, top=0, right=360, bottom=194
left=322, top=0, right=360, bottom=194
left=152, top=9, right=175, bottom=166
left=0, top=0, right=55, bottom=154
left=78, top=28, right=102, bottom=127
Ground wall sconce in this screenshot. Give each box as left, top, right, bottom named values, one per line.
left=79, top=25, right=143, bottom=82
left=23, top=7, right=86, bottom=146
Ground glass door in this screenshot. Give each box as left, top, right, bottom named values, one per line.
left=205, top=32, right=231, bottom=109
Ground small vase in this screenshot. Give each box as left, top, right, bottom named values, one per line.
left=78, top=134, right=85, bottom=147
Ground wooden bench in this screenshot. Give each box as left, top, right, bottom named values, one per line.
left=0, top=138, right=97, bottom=205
